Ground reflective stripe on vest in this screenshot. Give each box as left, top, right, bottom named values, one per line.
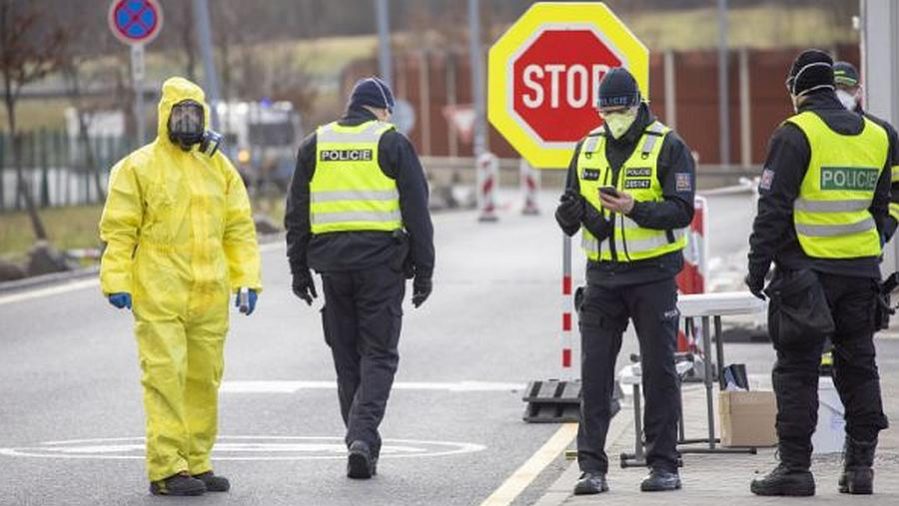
left=576, top=120, right=689, bottom=262
left=786, top=111, right=888, bottom=259
left=310, top=120, right=402, bottom=234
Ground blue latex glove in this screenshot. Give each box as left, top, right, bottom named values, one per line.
left=235, top=289, right=258, bottom=316
left=108, top=292, right=132, bottom=310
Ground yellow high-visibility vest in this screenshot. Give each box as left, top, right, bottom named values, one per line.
left=577, top=121, right=688, bottom=262
left=787, top=111, right=888, bottom=258
left=311, top=120, right=402, bottom=234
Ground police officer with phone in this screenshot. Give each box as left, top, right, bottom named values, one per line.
left=555, top=67, right=696, bottom=495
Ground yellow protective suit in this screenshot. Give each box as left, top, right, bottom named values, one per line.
left=99, top=77, right=261, bottom=482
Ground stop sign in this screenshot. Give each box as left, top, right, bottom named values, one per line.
left=489, top=2, right=649, bottom=168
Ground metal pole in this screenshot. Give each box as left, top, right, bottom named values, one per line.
left=468, top=0, right=487, bottom=157
left=861, top=0, right=899, bottom=275
left=376, top=0, right=392, bottom=85
left=738, top=47, right=752, bottom=166
left=131, top=44, right=146, bottom=146
left=717, top=0, right=730, bottom=166
left=192, top=0, right=221, bottom=130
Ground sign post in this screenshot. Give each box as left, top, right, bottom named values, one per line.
left=108, top=0, right=163, bottom=146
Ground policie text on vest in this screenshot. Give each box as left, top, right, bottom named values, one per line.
left=820, top=166, right=880, bottom=191
left=320, top=149, right=374, bottom=162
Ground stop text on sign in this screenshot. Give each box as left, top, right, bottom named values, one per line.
left=521, top=63, right=611, bottom=109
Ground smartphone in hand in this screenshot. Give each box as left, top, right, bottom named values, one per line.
left=599, top=186, right=620, bottom=198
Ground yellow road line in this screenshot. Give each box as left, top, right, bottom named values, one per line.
left=480, top=423, right=578, bottom=506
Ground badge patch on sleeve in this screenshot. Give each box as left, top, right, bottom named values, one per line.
left=759, top=168, right=775, bottom=190
left=675, top=173, right=692, bottom=192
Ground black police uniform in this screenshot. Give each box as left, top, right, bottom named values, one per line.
left=285, top=105, right=435, bottom=459
left=747, top=91, right=891, bottom=470
left=557, top=103, right=696, bottom=475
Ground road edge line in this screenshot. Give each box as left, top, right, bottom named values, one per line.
left=479, top=423, right=578, bottom=506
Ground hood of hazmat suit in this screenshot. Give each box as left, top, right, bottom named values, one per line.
left=98, top=77, right=261, bottom=481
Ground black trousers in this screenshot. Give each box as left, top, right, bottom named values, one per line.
left=770, top=271, right=888, bottom=468
left=577, top=277, right=681, bottom=474
left=320, top=264, right=405, bottom=458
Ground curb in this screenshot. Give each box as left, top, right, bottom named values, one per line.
left=533, top=399, right=636, bottom=506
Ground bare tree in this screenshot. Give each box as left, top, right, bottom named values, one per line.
left=0, top=0, right=65, bottom=241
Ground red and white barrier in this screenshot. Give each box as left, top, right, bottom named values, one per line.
left=477, top=152, right=499, bottom=222
left=520, top=158, right=541, bottom=215
left=561, top=234, right=574, bottom=379
left=676, top=195, right=709, bottom=353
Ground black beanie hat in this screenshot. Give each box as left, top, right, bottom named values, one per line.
left=597, top=67, right=641, bottom=109
left=833, top=61, right=860, bottom=87
left=787, top=49, right=834, bottom=97
left=349, top=76, right=396, bottom=112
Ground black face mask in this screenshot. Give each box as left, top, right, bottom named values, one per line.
left=168, top=100, right=205, bottom=151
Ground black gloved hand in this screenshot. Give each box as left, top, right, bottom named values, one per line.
left=581, top=203, right=612, bottom=240
left=744, top=264, right=768, bottom=301
left=412, top=277, right=432, bottom=308
left=292, top=269, right=318, bottom=305
left=555, top=190, right=585, bottom=228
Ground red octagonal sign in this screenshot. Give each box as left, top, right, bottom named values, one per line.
left=489, top=2, right=649, bottom=168
left=512, top=29, right=621, bottom=143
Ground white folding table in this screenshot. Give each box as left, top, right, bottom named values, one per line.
left=678, top=292, right=768, bottom=451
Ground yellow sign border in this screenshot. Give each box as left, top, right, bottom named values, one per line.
left=488, top=2, right=649, bottom=169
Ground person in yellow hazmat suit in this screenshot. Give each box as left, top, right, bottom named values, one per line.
left=99, top=77, right=262, bottom=496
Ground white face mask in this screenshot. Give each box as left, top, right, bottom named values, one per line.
left=603, top=109, right=638, bottom=139
left=836, top=89, right=858, bottom=111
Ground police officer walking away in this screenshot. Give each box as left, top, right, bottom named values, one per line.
left=555, top=67, right=696, bottom=495
left=833, top=60, right=899, bottom=237
left=746, top=49, right=891, bottom=496
left=285, top=77, right=435, bottom=479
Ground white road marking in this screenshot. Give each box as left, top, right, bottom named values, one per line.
left=0, top=435, right=485, bottom=461
left=0, top=241, right=283, bottom=306
left=480, top=423, right=578, bottom=506
left=220, top=380, right=526, bottom=393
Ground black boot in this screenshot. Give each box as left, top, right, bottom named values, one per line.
left=347, top=440, right=376, bottom=479
left=640, top=468, right=681, bottom=492
left=839, top=437, right=876, bottom=495
left=149, top=472, right=207, bottom=496
left=192, top=471, right=230, bottom=492
left=750, top=463, right=815, bottom=496
left=573, top=472, right=608, bottom=495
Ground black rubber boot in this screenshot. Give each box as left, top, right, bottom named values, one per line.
left=149, top=472, right=207, bottom=496
left=192, top=471, right=230, bottom=492
left=640, top=469, right=681, bottom=492
left=750, top=463, right=815, bottom=496
left=347, top=440, right=376, bottom=479
left=573, top=472, right=609, bottom=495
left=839, top=437, right=876, bottom=495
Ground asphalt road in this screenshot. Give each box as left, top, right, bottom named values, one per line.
left=2, top=189, right=896, bottom=505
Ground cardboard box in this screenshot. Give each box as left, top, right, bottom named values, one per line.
left=719, top=391, right=777, bottom=447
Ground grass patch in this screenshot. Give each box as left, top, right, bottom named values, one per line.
left=0, top=198, right=285, bottom=265
left=0, top=204, right=103, bottom=263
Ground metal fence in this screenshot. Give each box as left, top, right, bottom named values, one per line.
left=0, top=131, right=135, bottom=212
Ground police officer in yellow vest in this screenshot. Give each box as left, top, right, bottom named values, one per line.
left=555, top=67, right=696, bottom=495
left=746, top=50, right=890, bottom=497
left=833, top=61, right=899, bottom=238
left=285, top=77, right=435, bottom=479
